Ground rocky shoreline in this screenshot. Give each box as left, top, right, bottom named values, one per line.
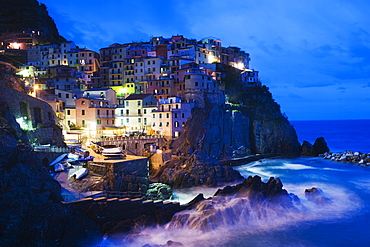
left=320, top=151, right=370, bottom=166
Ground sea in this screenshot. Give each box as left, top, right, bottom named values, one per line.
left=100, top=119, right=370, bottom=247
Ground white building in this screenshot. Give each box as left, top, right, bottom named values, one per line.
left=115, top=94, right=157, bottom=134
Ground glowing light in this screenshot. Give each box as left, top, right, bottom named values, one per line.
left=119, top=88, right=128, bottom=95
left=236, top=62, right=245, bottom=70
left=9, top=42, right=21, bottom=49
left=16, top=117, right=31, bottom=130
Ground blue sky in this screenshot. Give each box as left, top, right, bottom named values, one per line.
left=41, top=0, right=370, bottom=120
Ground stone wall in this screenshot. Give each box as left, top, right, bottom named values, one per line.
left=0, top=80, right=64, bottom=146
left=93, top=136, right=166, bottom=156
left=88, top=157, right=149, bottom=192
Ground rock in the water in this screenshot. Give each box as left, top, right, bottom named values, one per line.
left=301, top=137, right=330, bottom=157
left=214, top=175, right=296, bottom=207
left=312, top=137, right=330, bottom=156
left=305, top=187, right=332, bottom=205
left=301, top=140, right=313, bottom=156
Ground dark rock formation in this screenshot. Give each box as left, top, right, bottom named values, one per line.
left=301, top=137, right=330, bottom=157
left=69, top=198, right=183, bottom=239
left=166, top=175, right=300, bottom=232
left=0, top=0, right=65, bottom=44
left=305, top=187, right=332, bottom=206
left=0, top=96, right=101, bottom=246
left=312, top=137, right=330, bottom=156
left=142, top=240, right=184, bottom=247
left=155, top=153, right=244, bottom=189
left=301, top=140, right=313, bottom=156
left=214, top=175, right=297, bottom=207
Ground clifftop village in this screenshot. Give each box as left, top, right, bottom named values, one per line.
left=0, top=30, right=261, bottom=150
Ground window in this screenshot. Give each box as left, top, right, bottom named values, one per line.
left=66, top=94, right=69, bottom=98
left=137, top=101, right=141, bottom=106
left=126, top=109, right=129, bottom=115
left=97, top=119, right=101, bottom=124
left=144, top=118, right=147, bottom=125
left=120, top=110, right=123, bottom=116
left=67, top=110, right=70, bottom=115
left=112, top=120, right=115, bottom=125
left=166, top=113, right=169, bottom=118
left=166, top=122, right=169, bottom=127
left=138, top=118, right=141, bottom=123
left=159, top=113, right=162, bottom=118
left=182, top=113, right=185, bottom=118
left=144, top=109, right=147, bottom=114
left=159, top=122, right=162, bottom=127
left=125, top=101, right=129, bottom=106
left=82, top=120, right=85, bottom=126
left=126, top=118, right=129, bottom=123
left=174, top=113, right=178, bottom=118
left=112, top=110, right=114, bottom=116
left=81, top=101, right=85, bottom=105
left=97, top=110, right=100, bottom=116
left=153, top=114, right=155, bottom=118
left=174, top=121, right=179, bottom=127
left=82, top=110, right=85, bottom=115
left=58, top=93, right=61, bottom=97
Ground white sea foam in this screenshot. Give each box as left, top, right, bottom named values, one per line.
left=278, top=163, right=316, bottom=170
left=99, top=182, right=363, bottom=247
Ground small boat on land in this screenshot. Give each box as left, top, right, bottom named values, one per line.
left=69, top=168, right=89, bottom=180
left=101, top=145, right=122, bottom=158
left=77, top=156, right=94, bottom=162
left=49, top=153, right=68, bottom=167
left=54, top=163, right=65, bottom=172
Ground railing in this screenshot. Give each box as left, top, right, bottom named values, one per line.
left=104, top=190, right=143, bottom=199
left=93, top=135, right=164, bottom=142
left=33, top=145, right=75, bottom=153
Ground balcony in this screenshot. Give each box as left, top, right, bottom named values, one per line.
left=89, top=103, right=116, bottom=108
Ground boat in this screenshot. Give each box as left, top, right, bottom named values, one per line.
left=49, top=153, right=68, bottom=167
left=101, top=145, right=122, bottom=158
left=69, top=168, right=89, bottom=180
left=67, top=152, right=80, bottom=160
left=77, top=156, right=95, bottom=162
left=54, top=163, right=65, bottom=172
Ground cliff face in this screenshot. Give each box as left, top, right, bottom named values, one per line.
left=0, top=73, right=65, bottom=146
left=157, top=66, right=300, bottom=188
left=0, top=0, right=65, bottom=44
left=0, top=90, right=101, bottom=246
left=171, top=77, right=301, bottom=159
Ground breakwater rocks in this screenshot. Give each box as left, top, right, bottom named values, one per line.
left=320, top=151, right=370, bottom=166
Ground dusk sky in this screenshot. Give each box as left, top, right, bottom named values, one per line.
left=41, top=0, right=370, bottom=121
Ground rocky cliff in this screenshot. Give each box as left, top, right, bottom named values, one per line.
left=0, top=87, right=102, bottom=246
left=0, top=0, right=65, bottom=44
left=171, top=66, right=301, bottom=159
left=155, top=66, right=301, bottom=188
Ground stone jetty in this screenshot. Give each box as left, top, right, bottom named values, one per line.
left=320, top=151, right=370, bottom=166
